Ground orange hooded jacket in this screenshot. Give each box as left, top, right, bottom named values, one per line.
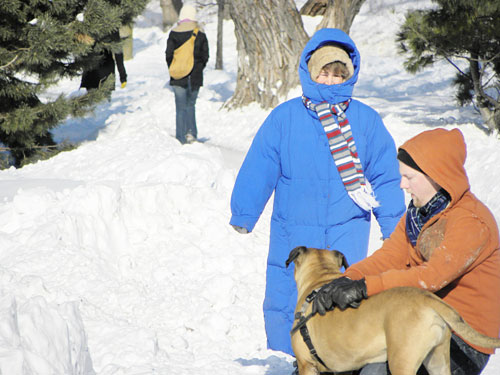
left=344, top=128, right=500, bottom=354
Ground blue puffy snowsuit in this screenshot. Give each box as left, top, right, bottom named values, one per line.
left=230, top=28, right=405, bottom=356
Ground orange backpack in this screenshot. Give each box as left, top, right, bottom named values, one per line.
left=169, top=28, right=198, bottom=80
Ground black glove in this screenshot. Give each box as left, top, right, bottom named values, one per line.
left=311, top=277, right=367, bottom=315
left=231, top=225, right=249, bottom=234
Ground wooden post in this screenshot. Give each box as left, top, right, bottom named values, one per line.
left=215, top=0, right=224, bottom=70
left=119, top=24, right=133, bottom=61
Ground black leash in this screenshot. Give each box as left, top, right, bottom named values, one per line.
left=290, top=289, right=331, bottom=371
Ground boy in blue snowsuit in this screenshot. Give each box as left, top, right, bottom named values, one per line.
left=230, top=28, right=405, bottom=356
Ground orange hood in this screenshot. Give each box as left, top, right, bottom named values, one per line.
left=399, top=128, right=470, bottom=205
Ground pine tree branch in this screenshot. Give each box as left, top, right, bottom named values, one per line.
left=1, top=0, right=150, bottom=166
left=0, top=144, right=60, bottom=151
left=0, top=54, right=19, bottom=70
left=441, top=55, right=468, bottom=78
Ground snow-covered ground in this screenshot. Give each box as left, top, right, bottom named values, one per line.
left=0, top=0, right=499, bottom=374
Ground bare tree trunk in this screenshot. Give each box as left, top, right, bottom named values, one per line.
left=470, top=56, right=500, bottom=132
left=300, top=0, right=328, bottom=16
left=315, top=0, right=366, bottom=34
left=119, top=24, right=133, bottom=61
left=215, top=0, right=224, bottom=70
left=225, top=0, right=309, bottom=109
left=477, top=103, right=499, bottom=133
left=160, top=0, right=183, bottom=31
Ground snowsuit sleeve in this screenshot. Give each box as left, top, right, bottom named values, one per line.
left=344, top=217, right=409, bottom=282
left=361, top=110, right=405, bottom=238
left=229, top=111, right=282, bottom=232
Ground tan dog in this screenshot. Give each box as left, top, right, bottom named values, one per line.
left=286, top=246, right=500, bottom=375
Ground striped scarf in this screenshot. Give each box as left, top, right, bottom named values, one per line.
left=303, top=95, right=379, bottom=211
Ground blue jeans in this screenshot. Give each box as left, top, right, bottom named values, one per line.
left=359, top=334, right=490, bottom=375
left=359, top=363, right=388, bottom=375
left=172, top=81, right=199, bottom=144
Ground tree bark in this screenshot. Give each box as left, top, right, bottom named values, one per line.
left=300, top=0, right=328, bottom=16
left=315, top=0, right=366, bottom=34
left=160, top=0, right=183, bottom=31
left=469, top=56, right=500, bottom=132
left=119, top=24, right=133, bottom=61
left=225, top=0, right=309, bottom=109
left=215, top=0, right=224, bottom=70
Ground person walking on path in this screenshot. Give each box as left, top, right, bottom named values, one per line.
left=230, top=28, right=405, bottom=356
left=80, top=30, right=127, bottom=93
left=166, top=4, right=209, bottom=144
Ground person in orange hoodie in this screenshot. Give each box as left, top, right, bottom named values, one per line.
left=311, top=128, right=500, bottom=375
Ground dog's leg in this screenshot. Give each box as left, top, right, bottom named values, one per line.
left=297, top=360, right=319, bottom=375
left=387, top=335, right=426, bottom=375
left=422, top=329, right=452, bottom=375
left=387, top=359, right=420, bottom=375
left=386, top=309, right=449, bottom=375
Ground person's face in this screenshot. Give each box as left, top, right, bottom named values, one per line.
left=315, top=70, right=344, bottom=85
left=399, top=161, right=441, bottom=207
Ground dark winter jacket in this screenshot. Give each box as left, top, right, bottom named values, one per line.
left=166, top=21, right=209, bottom=89
left=80, top=31, right=127, bottom=90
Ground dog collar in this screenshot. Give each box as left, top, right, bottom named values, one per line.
left=290, top=289, right=332, bottom=371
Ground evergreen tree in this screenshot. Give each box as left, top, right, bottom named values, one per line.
left=0, top=0, right=149, bottom=167
left=397, top=0, right=500, bottom=132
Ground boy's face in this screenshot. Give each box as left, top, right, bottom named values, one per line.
left=315, top=70, right=344, bottom=85
left=399, top=162, right=441, bottom=207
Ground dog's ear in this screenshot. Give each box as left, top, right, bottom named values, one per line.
left=331, top=250, right=350, bottom=270
left=341, top=253, right=350, bottom=270
left=286, top=246, right=308, bottom=268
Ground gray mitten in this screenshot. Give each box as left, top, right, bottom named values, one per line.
left=231, top=225, right=249, bottom=234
